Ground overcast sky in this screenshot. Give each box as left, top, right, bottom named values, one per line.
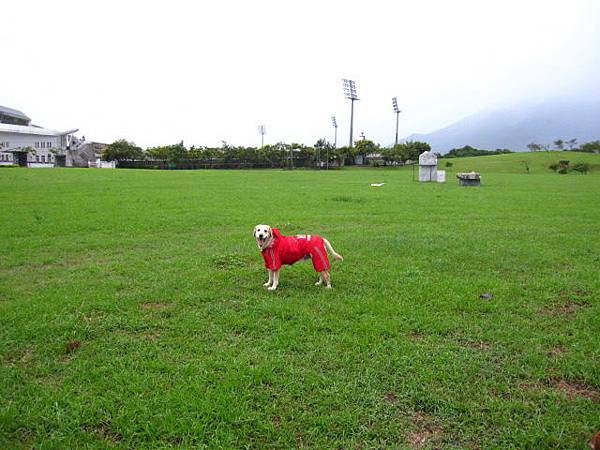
left=3, top=0, right=599, bottom=148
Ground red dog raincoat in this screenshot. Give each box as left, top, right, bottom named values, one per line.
left=262, top=228, right=330, bottom=272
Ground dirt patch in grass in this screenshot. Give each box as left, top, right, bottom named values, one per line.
left=14, top=426, right=34, bottom=444
left=408, top=331, right=425, bottom=341
left=161, top=434, right=183, bottom=445
left=140, top=302, right=167, bottom=310
left=540, top=287, right=593, bottom=318
left=3, top=347, right=34, bottom=366
left=383, top=392, right=397, bottom=403
left=518, top=382, right=540, bottom=391
left=273, top=415, right=282, bottom=430
left=553, top=379, right=599, bottom=402
left=540, top=299, right=590, bottom=318
left=549, top=345, right=567, bottom=357
left=405, top=411, right=443, bottom=449
left=295, top=431, right=305, bottom=448
left=81, top=311, right=105, bottom=322
left=64, top=340, right=81, bottom=354
left=142, top=330, right=162, bottom=340
left=456, top=339, right=492, bottom=351
left=520, top=379, right=600, bottom=402
left=83, top=421, right=123, bottom=442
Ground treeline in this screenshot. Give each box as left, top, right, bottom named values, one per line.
left=445, top=140, right=600, bottom=158
left=100, top=138, right=600, bottom=168
left=528, top=139, right=600, bottom=153
left=444, top=146, right=513, bottom=158
left=101, top=139, right=433, bottom=167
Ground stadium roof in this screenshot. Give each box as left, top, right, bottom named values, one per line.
left=0, top=123, right=78, bottom=136
left=0, top=105, right=31, bottom=121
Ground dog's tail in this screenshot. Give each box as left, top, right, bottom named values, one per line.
left=323, top=238, right=343, bottom=261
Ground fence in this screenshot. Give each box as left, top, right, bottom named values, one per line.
left=117, top=158, right=327, bottom=170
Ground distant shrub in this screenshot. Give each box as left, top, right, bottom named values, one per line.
left=445, top=145, right=513, bottom=158
left=558, top=167, right=568, bottom=174
left=549, top=163, right=559, bottom=172
left=559, top=160, right=570, bottom=168
left=578, top=140, right=600, bottom=153
left=445, top=161, right=453, bottom=167
left=571, top=162, right=590, bottom=174
left=0, top=164, right=18, bottom=168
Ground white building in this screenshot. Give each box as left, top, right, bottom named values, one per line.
left=0, top=105, right=94, bottom=167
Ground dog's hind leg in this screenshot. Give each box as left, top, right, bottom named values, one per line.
left=323, top=239, right=343, bottom=261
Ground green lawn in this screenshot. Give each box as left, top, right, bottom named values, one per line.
left=1, top=156, right=599, bottom=449
left=439, top=150, right=600, bottom=174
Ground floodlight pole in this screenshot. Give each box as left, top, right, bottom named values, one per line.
left=258, top=125, right=266, bottom=148
left=342, top=79, right=359, bottom=149
left=349, top=99, right=356, bottom=148
left=334, top=125, right=337, bottom=148
left=330, top=116, right=338, bottom=171
left=395, top=111, right=400, bottom=146
left=392, top=97, right=401, bottom=146
left=331, top=116, right=338, bottom=149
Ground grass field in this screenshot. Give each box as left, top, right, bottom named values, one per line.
left=439, top=150, right=600, bottom=174
left=1, top=152, right=599, bottom=449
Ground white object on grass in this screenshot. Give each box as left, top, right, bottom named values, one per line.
left=370, top=183, right=385, bottom=187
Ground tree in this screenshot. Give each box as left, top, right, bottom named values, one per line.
left=102, top=139, right=144, bottom=161
left=381, top=144, right=405, bottom=164
left=527, top=142, right=542, bottom=152
left=553, top=139, right=564, bottom=150
left=334, top=146, right=351, bottom=166
left=295, top=144, right=315, bottom=165
left=566, top=138, right=578, bottom=150
left=314, top=139, right=335, bottom=167
left=147, top=141, right=187, bottom=162
left=403, top=141, right=431, bottom=161
left=353, top=139, right=379, bottom=158
left=579, top=140, right=600, bottom=153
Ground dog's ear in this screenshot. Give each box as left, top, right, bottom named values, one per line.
left=253, top=225, right=258, bottom=236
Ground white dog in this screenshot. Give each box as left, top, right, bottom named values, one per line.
left=254, top=224, right=343, bottom=290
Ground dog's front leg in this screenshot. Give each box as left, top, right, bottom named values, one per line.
left=321, top=271, right=332, bottom=289
left=263, top=269, right=273, bottom=287
left=268, top=269, right=280, bottom=290
left=315, top=273, right=323, bottom=286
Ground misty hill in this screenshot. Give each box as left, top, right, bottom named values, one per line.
left=403, top=99, right=600, bottom=153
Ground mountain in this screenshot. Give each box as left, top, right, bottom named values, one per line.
left=402, top=98, right=600, bottom=153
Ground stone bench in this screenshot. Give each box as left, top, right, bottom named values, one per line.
left=456, top=172, right=481, bottom=186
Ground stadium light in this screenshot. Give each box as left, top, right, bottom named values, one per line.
left=342, top=79, right=359, bottom=148
left=258, top=125, right=266, bottom=148
left=331, top=116, right=338, bottom=148
left=392, top=97, right=402, bottom=146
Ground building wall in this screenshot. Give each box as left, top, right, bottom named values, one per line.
left=0, top=131, right=61, bottom=163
